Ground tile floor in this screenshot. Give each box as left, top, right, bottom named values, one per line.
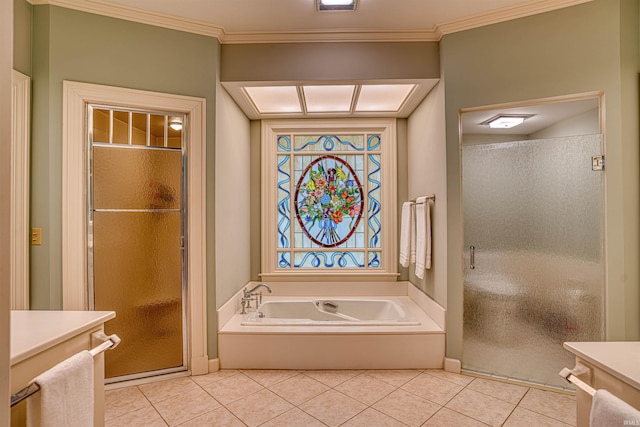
left=105, top=369, right=576, bottom=426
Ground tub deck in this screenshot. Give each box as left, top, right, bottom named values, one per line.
left=218, top=295, right=445, bottom=370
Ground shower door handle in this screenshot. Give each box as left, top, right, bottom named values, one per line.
left=469, top=245, right=475, bottom=270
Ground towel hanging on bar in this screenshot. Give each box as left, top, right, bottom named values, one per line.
left=415, top=196, right=432, bottom=278
left=10, top=334, right=121, bottom=408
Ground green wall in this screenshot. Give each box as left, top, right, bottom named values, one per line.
left=441, top=0, right=640, bottom=359
left=29, top=5, right=219, bottom=355
left=13, top=0, right=31, bottom=76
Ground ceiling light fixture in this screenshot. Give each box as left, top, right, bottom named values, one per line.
left=303, top=85, right=355, bottom=112
left=482, top=114, right=533, bottom=129
left=169, top=117, right=183, bottom=131
left=244, top=86, right=302, bottom=113
left=355, top=84, right=415, bottom=112
left=317, top=0, right=357, bottom=12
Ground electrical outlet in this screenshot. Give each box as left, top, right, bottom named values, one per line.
left=31, top=227, right=42, bottom=245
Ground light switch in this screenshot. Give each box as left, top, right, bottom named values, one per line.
left=31, top=227, right=42, bottom=245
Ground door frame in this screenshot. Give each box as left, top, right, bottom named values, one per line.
left=62, top=81, right=208, bottom=376
left=10, top=70, right=30, bottom=310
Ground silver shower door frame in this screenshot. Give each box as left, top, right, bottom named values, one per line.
left=86, top=103, right=189, bottom=383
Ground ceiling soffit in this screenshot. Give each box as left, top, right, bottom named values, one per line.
left=27, top=0, right=594, bottom=44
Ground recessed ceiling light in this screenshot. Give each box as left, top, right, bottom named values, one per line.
left=317, top=0, right=357, bottom=12
left=355, top=84, right=415, bottom=112
left=169, top=117, right=183, bottom=131
left=482, top=114, right=533, bottom=129
left=303, top=85, right=355, bottom=112
left=244, top=86, right=302, bottom=114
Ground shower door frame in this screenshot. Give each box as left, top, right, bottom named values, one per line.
left=87, top=104, right=189, bottom=382
left=61, top=81, right=209, bottom=378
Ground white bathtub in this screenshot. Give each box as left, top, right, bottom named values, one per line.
left=242, top=298, right=421, bottom=326
left=217, top=284, right=446, bottom=370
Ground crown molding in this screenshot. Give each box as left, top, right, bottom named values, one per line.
left=222, top=29, right=440, bottom=44
left=435, top=0, right=594, bottom=37
left=29, top=0, right=226, bottom=40
left=26, top=0, right=594, bottom=44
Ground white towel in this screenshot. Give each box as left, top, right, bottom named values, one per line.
left=590, top=389, right=640, bottom=427
left=27, top=350, right=94, bottom=427
left=399, top=202, right=413, bottom=267
left=415, top=196, right=432, bottom=279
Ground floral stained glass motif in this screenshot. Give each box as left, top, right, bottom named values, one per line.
left=294, top=155, right=364, bottom=247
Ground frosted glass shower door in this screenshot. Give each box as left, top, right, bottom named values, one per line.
left=462, top=135, right=604, bottom=389
left=90, top=107, right=187, bottom=381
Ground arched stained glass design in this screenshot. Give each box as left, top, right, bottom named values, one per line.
left=276, top=134, right=384, bottom=270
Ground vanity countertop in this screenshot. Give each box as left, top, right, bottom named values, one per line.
left=564, top=341, right=640, bottom=390
left=11, top=310, right=115, bottom=366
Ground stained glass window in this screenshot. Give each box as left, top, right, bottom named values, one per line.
left=275, top=134, right=384, bottom=270
left=262, top=119, right=397, bottom=279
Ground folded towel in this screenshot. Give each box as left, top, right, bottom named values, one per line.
left=399, top=202, right=413, bottom=267
left=590, top=389, right=640, bottom=427
left=27, top=350, right=94, bottom=427
left=415, top=196, right=432, bottom=279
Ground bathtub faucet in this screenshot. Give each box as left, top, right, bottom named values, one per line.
left=245, top=283, right=272, bottom=295
left=241, top=284, right=272, bottom=313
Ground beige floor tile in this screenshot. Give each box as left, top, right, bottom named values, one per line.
left=225, top=388, right=294, bottom=427
left=302, top=369, right=363, bottom=387
left=445, top=388, right=515, bottom=426
left=138, top=377, right=201, bottom=404
left=424, top=369, right=475, bottom=387
left=518, top=388, right=576, bottom=425
left=240, top=369, right=300, bottom=387
left=373, top=389, right=441, bottom=427
left=299, top=389, right=367, bottom=427
left=467, top=377, right=529, bottom=404
left=106, top=405, right=169, bottom=427
left=363, top=369, right=423, bottom=387
left=504, top=407, right=574, bottom=427
left=105, top=385, right=153, bottom=421
left=260, top=407, right=327, bottom=427
left=341, top=407, right=407, bottom=427
left=269, top=373, right=330, bottom=405
left=190, top=370, right=241, bottom=388
left=401, top=372, right=464, bottom=405
left=335, top=373, right=397, bottom=405
left=177, top=407, right=246, bottom=427
left=152, top=388, right=221, bottom=426
left=423, top=407, right=488, bottom=427
left=200, top=373, right=264, bottom=405
left=105, top=369, right=581, bottom=427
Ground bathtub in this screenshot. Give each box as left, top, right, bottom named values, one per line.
left=242, top=298, right=421, bottom=326
left=217, top=283, right=446, bottom=370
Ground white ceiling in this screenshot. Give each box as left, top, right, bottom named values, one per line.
left=59, top=0, right=593, bottom=42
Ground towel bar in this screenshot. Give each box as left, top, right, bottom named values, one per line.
left=409, top=194, right=435, bottom=205
left=559, top=367, right=596, bottom=397
left=10, top=333, right=121, bottom=407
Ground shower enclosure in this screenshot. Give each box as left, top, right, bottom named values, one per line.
left=461, top=98, right=604, bottom=389
left=88, top=106, right=188, bottom=382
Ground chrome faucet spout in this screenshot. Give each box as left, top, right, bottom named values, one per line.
left=245, top=283, right=272, bottom=295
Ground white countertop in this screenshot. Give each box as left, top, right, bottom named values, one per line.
left=11, top=310, right=116, bottom=366
left=564, top=341, right=640, bottom=390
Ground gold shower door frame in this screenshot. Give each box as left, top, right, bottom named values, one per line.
left=87, top=104, right=188, bottom=383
